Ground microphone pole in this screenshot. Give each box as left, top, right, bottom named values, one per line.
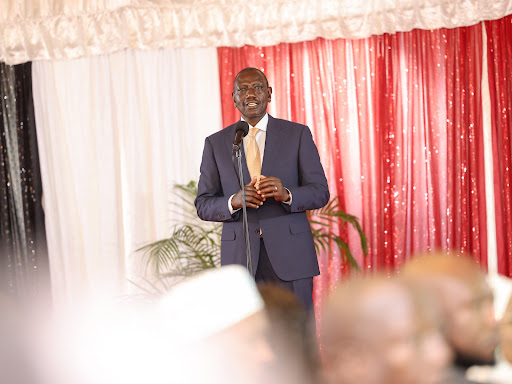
left=232, top=121, right=253, bottom=275
left=234, top=147, right=253, bottom=276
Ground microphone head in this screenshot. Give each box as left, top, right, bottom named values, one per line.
left=235, top=120, right=249, bottom=137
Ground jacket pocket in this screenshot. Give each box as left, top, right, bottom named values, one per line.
left=289, top=220, right=311, bottom=235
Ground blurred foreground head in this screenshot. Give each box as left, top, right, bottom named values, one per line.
left=44, top=265, right=307, bottom=384
left=319, top=276, right=451, bottom=384
left=402, top=253, right=499, bottom=367
left=257, top=282, right=319, bottom=383
left=159, top=265, right=314, bottom=384
left=500, top=295, right=512, bottom=363
left=158, top=265, right=275, bottom=384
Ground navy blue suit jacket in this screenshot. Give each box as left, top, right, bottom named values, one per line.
left=195, top=115, right=329, bottom=281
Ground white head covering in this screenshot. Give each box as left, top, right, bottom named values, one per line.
left=158, top=265, right=264, bottom=343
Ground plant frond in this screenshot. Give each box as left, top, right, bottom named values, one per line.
left=139, top=182, right=367, bottom=281
left=332, top=238, right=361, bottom=271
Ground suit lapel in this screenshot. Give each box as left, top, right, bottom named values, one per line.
left=261, top=115, right=283, bottom=177
left=240, top=141, right=251, bottom=183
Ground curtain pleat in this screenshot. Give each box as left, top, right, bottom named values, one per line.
left=0, top=62, right=50, bottom=304
left=485, top=15, right=512, bottom=276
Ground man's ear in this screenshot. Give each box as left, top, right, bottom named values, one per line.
left=268, top=86, right=272, bottom=102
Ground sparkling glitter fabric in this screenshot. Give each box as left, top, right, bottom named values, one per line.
left=486, top=15, right=512, bottom=276
left=0, top=62, right=49, bottom=301
left=218, top=25, right=487, bottom=311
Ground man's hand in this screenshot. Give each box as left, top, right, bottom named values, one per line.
left=256, top=176, right=290, bottom=202
left=231, top=177, right=265, bottom=210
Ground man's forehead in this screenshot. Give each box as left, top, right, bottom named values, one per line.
left=235, top=70, right=267, bottom=84
left=235, top=77, right=265, bottom=85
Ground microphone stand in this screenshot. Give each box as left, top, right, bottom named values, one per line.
left=232, top=145, right=253, bottom=276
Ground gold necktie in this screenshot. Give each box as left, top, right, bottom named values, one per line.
left=247, top=127, right=261, bottom=179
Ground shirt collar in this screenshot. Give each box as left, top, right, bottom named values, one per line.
left=241, top=113, right=268, bottom=132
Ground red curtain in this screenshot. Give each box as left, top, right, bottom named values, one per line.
left=218, top=25, right=488, bottom=308
left=486, top=15, right=512, bottom=276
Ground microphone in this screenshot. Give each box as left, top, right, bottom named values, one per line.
left=232, top=120, right=249, bottom=155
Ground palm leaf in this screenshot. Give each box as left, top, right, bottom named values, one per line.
left=137, top=182, right=368, bottom=293
left=308, top=196, right=368, bottom=270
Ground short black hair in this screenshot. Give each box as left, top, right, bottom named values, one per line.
left=233, top=67, right=269, bottom=92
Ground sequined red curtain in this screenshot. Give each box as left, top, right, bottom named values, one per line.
left=486, top=15, right=512, bottom=276
left=218, top=25, right=487, bottom=289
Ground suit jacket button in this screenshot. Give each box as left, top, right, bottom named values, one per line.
left=219, top=214, right=225, bottom=219
left=298, top=205, right=304, bottom=211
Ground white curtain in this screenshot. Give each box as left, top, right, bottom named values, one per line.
left=3, top=0, right=512, bottom=65
left=31, top=47, right=222, bottom=311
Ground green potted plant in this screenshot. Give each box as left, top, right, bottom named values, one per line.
left=137, top=181, right=367, bottom=284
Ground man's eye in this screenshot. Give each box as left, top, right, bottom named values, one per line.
left=255, top=86, right=262, bottom=90
left=239, top=88, right=246, bottom=92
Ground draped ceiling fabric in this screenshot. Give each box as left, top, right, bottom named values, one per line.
left=2, top=0, right=512, bottom=65
left=31, top=48, right=222, bottom=311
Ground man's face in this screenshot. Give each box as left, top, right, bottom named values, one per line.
left=232, top=69, right=272, bottom=126
left=500, top=302, right=512, bottom=363
left=206, top=311, right=277, bottom=384
left=443, top=279, right=499, bottom=365
left=376, top=294, right=428, bottom=384
left=365, top=289, right=450, bottom=384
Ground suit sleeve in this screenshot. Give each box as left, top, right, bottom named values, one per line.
left=195, top=137, right=240, bottom=222
left=285, top=126, right=330, bottom=213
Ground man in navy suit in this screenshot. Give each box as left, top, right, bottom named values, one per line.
left=195, top=67, right=329, bottom=310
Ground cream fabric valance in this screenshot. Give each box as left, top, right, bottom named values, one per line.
left=2, top=0, right=512, bottom=65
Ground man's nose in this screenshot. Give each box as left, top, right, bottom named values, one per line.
left=245, top=87, right=257, bottom=97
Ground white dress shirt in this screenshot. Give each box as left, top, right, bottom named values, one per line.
left=228, top=113, right=291, bottom=213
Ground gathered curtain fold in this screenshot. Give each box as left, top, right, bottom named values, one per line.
left=0, top=62, right=50, bottom=304
left=486, top=15, right=512, bottom=276
left=2, top=0, right=512, bottom=65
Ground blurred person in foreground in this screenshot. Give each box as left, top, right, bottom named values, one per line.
left=39, top=265, right=310, bottom=384
left=402, top=253, right=500, bottom=383
left=257, top=282, right=320, bottom=383
left=158, top=265, right=313, bottom=384
left=502, top=296, right=512, bottom=364
left=464, top=293, right=512, bottom=383
left=319, top=276, right=451, bottom=384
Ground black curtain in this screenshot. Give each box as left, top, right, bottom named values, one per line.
left=0, top=62, right=50, bottom=307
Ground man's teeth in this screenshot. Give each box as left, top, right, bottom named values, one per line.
left=247, top=102, right=257, bottom=106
